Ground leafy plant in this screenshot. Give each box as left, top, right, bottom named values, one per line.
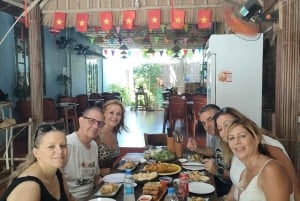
left=14, top=71, right=30, bottom=100
left=57, top=74, right=71, bottom=95
left=109, top=84, right=131, bottom=106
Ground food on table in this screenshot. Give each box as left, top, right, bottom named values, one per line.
left=190, top=196, right=206, bottom=201
left=151, top=149, right=175, bottom=161
left=144, top=162, right=179, bottom=173
left=138, top=194, right=153, bottom=201
left=119, top=160, right=136, bottom=170
left=188, top=154, right=203, bottom=162
left=133, top=172, right=158, bottom=181
left=99, top=183, right=118, bottom=194
left=142, top=182, right=164, bottom=200
left=188, top=171, right=209, bottom=182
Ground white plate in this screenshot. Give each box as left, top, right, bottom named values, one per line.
left=122, top=153, right=144, bottom=161
left=182, top=162, right=205, bottom=171
left=102, top=173, right=126, bottom=183
left=94, top=183, right=122, bottom=197
left=89, top=198, right=116, bottom=201
left=189, top=182, right=215, bottom=194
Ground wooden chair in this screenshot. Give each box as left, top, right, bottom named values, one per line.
left=42, top=98, right=65, bottom=130
left=189, top=96, right=207, bottom=138
left=168, top=96, right=189, bottom=137
left=76, top=94, right=88, bottom=116
left=144, top=133, right=167, bottom=147
left=88, top=93, right=103, bottom=107
left=58, top=96, right=78, bottom=134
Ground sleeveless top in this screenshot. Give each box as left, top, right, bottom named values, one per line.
left=239, top=159, right=294, bottom=201
left=0, top=170, right=68, bottom=201
left=97, top=134, right=120, bottom=168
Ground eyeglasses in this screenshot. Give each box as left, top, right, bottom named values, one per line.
left=83, top=116, right=105, bottom=128
left=34, top=124, right=57, bottom=147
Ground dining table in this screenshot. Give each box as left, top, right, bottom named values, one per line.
left=88, top=151, right=218, bottom=201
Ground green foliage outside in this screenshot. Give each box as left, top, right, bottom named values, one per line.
left=133, top=63, right=162, bottom=108
left=109, top=84, right=131, bottom=106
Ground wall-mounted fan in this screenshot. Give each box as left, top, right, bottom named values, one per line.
left=222, top=0, right=279, bottom=35
left=74, top=44, right=90, bottom=55
left=55, top=36, right=75, bottom=49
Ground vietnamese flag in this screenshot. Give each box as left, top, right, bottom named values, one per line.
left=100, top=12, right=113, bottom=31
left=198, top=9, right=211, bottom=29
left=76, top=13, right=89, bottom=32
left=53, top=12, right=66, bottom=30
left=148, top=9, right=161, bottom=30
left=123, top=10, right=135, bottom=30
left=171, top=9, right=185, bottom=29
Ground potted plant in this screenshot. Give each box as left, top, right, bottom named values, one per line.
left=57, top=74, right=72, bottom=96
left=14, top=71, right=30, bottom=100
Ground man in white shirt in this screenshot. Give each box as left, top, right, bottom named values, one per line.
left=63, top=107, right=104, bottom=201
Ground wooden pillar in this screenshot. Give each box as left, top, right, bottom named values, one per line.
left=275, top=0, right=300, bottom=174
left=28, top=5, right=43, bottom=133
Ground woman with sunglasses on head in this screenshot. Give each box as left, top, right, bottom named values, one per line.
left=225, top=118, right=294, bottom=201
left=0, top=124, right=74, bottom=201
left=214, top=107, right=299, bottom=201
left=94, top=100, right=128, bottom=176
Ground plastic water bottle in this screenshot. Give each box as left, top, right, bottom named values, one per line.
left=123, top=169, right=135, bottom=201
left=164, top=187, right=179, bottom=201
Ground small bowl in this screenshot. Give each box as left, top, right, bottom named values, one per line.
left=159, top=176, right=173, bottom=184
left=178, top=158, right=188, bottom=163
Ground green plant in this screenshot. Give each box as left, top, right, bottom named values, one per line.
left=109, top=84, right=131, bottom=106
left=14, top=71, right=30, bottom=100
left=57, top=74, right=71, bottom=95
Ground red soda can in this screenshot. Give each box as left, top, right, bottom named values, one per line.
left=179, top=172, right=189, bottom=199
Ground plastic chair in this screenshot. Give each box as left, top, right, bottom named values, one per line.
left=168, top=96, right=189, bottom=137
left=189, top=96, right=207, bottom=138
left=144, top=133, right=167, bottom=147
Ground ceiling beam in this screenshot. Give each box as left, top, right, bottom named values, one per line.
left=42, top=4, right=222, bottom=14
left=2, top=0, right=23, bottom=8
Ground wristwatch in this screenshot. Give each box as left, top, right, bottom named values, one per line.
left=216, top=167, right=224, bottom=177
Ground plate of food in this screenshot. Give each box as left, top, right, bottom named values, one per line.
left=133, top=172, right=158, bottom=183
left=117, top=160, right=139, bottom=171
left=188, top=171, right=210, bottom=182
left=94, top=183, right=122, bottom=197
left=144, top=162, right=181, bottom=176
left=189, top=182, right=215, bottom=194
left=102, top=173, right=126, bottom=183
left=182, top=162, right=205, bottom=171
left=142, top=181, right=167, bottom=201
left=151, top=149, right=176, bottom=162
left=188, top=154, right=204, bottom=163
left=188, top=196, right=207, bottom=201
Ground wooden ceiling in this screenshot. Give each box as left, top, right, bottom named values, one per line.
left=0, top=0, right=248, bottom=49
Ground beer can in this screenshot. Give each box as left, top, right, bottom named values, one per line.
left=179, top=172, right=189, bottom=199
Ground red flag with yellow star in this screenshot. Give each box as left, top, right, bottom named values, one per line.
left=198, top=9, right=211, bottom=29
left=100, top=12, right=113, bottom=31
left=76, top=13, right=89, bottom=32
left=171, top=9, right=185, bottom=29
left=123, top=10, right=135, bottom=30
left=148, top=9, right=161, bottom=30
left=53, top=12, right=66, bottom=30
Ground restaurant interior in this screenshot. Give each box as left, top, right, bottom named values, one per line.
left=0, top=0, right=299, bottom=198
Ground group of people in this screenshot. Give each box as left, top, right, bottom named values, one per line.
left=186, top=104, right=300, bottom=201
left=1, top=99, right=300, bottom=201
left=0, top=99, right=126, bottom=201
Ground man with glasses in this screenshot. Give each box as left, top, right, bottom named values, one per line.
left=63, top=107, right=105, bottom=201
left=186, top=104, right=232, bottom=198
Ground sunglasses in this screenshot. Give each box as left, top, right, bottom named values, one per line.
left=33, top=124, right=58, bottom=147
left=83, top=116, right=105, bottom=128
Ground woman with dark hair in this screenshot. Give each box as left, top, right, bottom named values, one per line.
left=225, top=118, right=294, bottom=201
left=214, top=107, right=299, bottom=201
left=0, top=124, right=74, bottom=201
left=95, top=99, right=128, bottom=176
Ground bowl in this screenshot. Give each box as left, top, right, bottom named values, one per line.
left=159, top=176, right=173, bottom=184
left=178, top=158, right=188, bottom=163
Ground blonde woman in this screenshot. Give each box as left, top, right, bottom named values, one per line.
left=0, top=124, right=74, bottom=201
